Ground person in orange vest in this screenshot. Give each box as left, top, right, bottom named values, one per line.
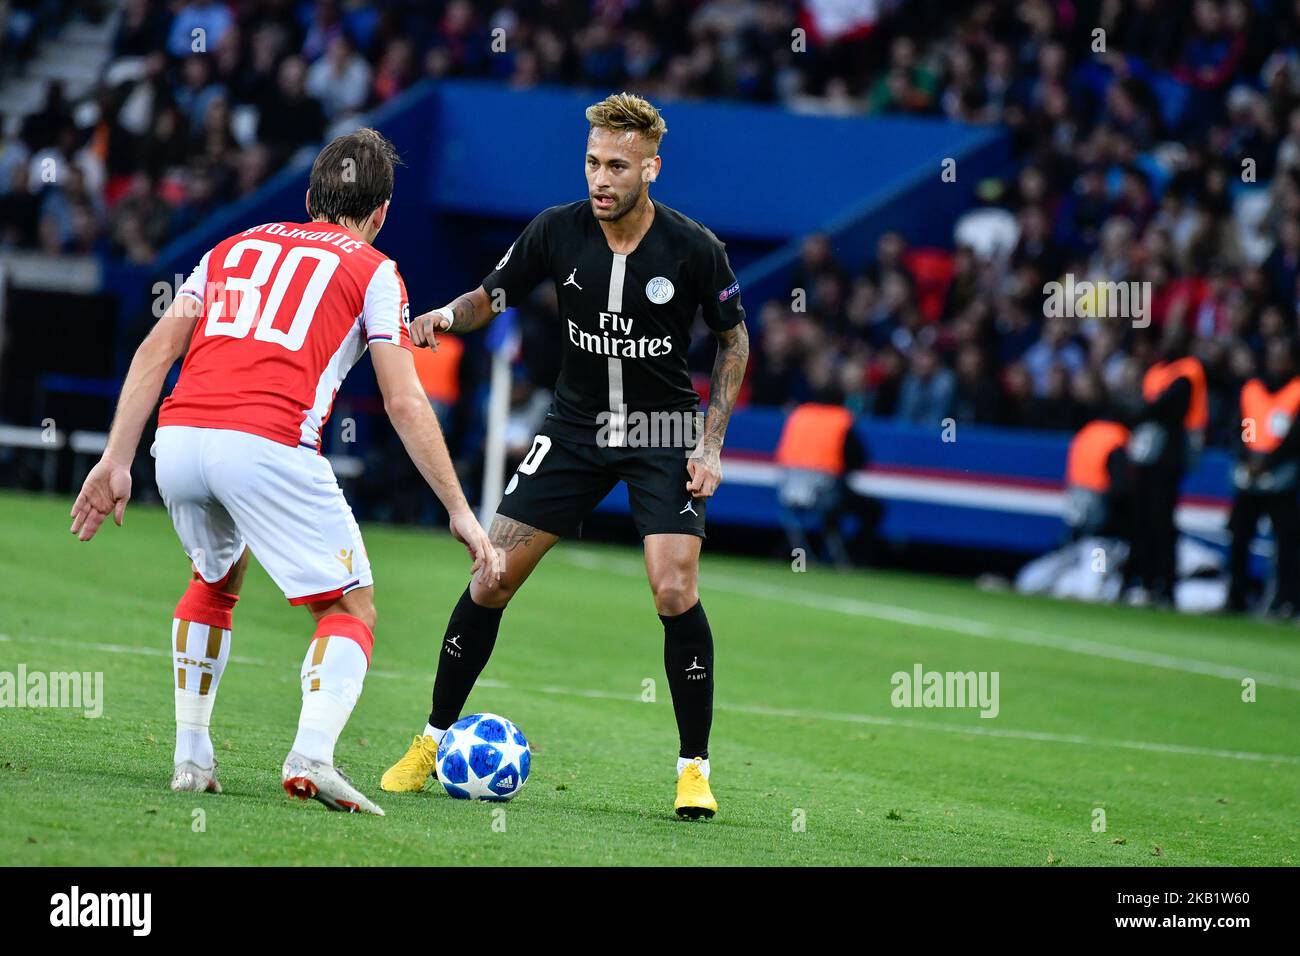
left=1227, top=338, right=1300, bottom=616
left=409, top=332, right=464, bottom=422
left=774, top=402, right=875, bottom=565
left=1063, top=418, right=1131, bottom=540
left=1124, top=334, right=1207, bottom=607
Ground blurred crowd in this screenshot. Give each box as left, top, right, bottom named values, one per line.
left=751, top=0, right=1300, bottom=446
left=9, top=0, right=1300, bottom=447
left=0, top=0, right=866, bottom=262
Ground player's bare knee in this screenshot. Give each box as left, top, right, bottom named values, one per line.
left=471, top=576, right=515, bottom=610
left=309, top=590, right=376, bottom=633
left=348, top=597, right=377, bottom=632
left=220, top=550, right=251, bottom=595
left=651, top=572, right=698, bottom=617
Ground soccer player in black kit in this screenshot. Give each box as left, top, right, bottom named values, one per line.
left=380, top=93, right=749, bottom=818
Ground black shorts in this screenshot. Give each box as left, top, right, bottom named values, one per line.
left=495, top=433, right=707, bottom=539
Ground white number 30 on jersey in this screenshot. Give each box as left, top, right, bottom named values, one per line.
left=205, top=238, right=340, bottom=352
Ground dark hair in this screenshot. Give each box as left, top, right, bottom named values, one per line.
left=306, top=128, right=402, bottom=225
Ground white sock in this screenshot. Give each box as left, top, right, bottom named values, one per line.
left=172, top=618, right=231, bottom=768
left=422, top=723, right=446, bottom=743
left=677, top=756, right=711, bottom=779
left=291, top=632, right=369, bottom=764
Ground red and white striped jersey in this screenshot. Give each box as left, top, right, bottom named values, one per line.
left=158, top=221, right=411, bottom=450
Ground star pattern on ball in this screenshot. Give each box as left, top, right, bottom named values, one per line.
left=492, top=736, right=530, bottom=781
left=436, top=714, right=530, bottom=800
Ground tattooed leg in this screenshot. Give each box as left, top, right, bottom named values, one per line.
left=468, top=516, right=560, bottom=608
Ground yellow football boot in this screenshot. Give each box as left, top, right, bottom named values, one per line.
left=674, top=757, right=717, bottom=819
left=379, top=735, right=439, bottom=792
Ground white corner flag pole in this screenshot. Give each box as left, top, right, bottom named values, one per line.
left=479, top=312, right=518, bottom=527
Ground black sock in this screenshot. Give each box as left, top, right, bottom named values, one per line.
left=661, top=600, right=713, bottom=760
left=428, top=586, right=504, bottom=730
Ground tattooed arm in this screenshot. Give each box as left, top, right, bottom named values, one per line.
left=687, top=321, right=750, bottom=498
left=408, top=286, right=496, bottom=347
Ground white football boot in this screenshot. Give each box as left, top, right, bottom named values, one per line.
left=281, top=751, right=384, bottom=816
left=170, top=760, right=222, bottom=794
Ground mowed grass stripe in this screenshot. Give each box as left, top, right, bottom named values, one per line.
left=2, top=491, right=1298, bottom=865
left=561, top=550, right=1300, bottom=690
left=4, top=629, right=1299, bottom=766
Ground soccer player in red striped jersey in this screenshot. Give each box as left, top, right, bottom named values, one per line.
left=70, top=129, right=502, bottom=815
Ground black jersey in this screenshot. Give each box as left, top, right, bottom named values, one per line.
left=481, top=199, right=746, bottom=445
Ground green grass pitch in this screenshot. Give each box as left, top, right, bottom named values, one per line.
left=1, top=489, right=1297, bottom=866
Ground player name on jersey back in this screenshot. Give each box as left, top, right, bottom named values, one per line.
left=240, top=221, right=369, bottom=252
left=158, top=221, right=411, bottom=452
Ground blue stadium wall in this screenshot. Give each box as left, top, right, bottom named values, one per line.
left=598, top=413, right=1238, bottom=557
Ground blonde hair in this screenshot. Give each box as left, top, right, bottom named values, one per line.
left=585, top=92, right=667, bottom=149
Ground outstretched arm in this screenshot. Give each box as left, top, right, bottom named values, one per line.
left=687, top=322, right=750, bottom=498
left=408, top=286, right=496, bottom=347
left=370, top=341, right=503, bottom=585
left=71, top=295, right=202, bottom=541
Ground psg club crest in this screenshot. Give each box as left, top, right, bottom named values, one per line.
left=646, top=276, right=674, bottom=304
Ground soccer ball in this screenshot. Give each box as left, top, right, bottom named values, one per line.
left=436, top=713, right=531, bottom=801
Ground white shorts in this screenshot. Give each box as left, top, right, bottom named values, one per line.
left=152, top=426, right=373, bottom=604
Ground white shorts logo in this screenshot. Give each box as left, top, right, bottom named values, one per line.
left=496, top=243, right=515, bottom=271
left=646, top=276, right=674, bottom=304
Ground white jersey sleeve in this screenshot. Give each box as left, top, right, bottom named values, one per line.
left=177, top=250, right=212, bottom=305
left=361, top=258, right=412, bottom=349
